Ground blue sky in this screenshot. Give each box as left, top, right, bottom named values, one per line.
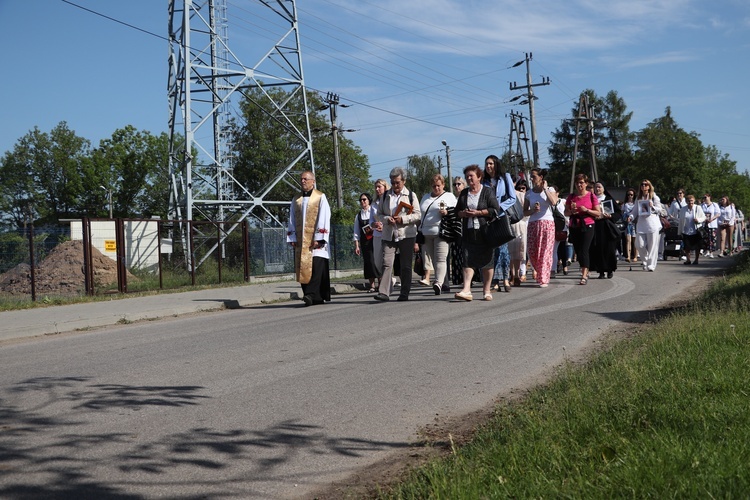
left=2, top=0, right=749, bottom=187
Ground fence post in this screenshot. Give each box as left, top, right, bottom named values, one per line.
left=243, top=220, right=250, bottom=281
left=189, top=220, right=196, bottom=286
left=331, top=224, right=338, bottom=271
left=115, top=218, right=127, bottom=293
left=82, top=217, right=94, bottom=295
left=157, top=220, right=164, bottom=289
left=28, top=223, right=36, bottom=301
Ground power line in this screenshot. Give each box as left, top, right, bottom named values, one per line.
left=61, top=0, right=169, bottom=42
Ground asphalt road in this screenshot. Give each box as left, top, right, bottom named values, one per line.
left=0, top=257, right=732, bottom=498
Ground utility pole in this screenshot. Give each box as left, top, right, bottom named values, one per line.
left=442, top=140, right=453, bottom=193
left=509, top=53, right=550, bottom=169
left=569, top=93, right=599, bottom=193
left=322, top=92, right=351, bottom=209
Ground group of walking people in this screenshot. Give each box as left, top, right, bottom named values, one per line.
left=353, top=159, right=571, bottom=302
left=288, top=166, right=744, bottom=307
left=353, top=163, right=746, bottom=303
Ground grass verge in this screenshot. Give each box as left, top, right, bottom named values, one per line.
left=379, top=253, right=750, bottom=498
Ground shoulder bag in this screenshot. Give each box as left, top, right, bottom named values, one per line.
left=501, top=174, right=523, bottom=224
left=438, top=206, right=462, bottom=242
left=550, top=199, right=566, bottom=233
left=415, top=193, right=443, bottom=244
left=482, top=213, right=515, bottom=247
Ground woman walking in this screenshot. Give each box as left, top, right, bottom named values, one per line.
left=453, top=165, right=500, bottom=301
left=353, top=192, right=377, bottom=291
left=418, top=174, right=457, bottom=295
left=523, top=168, right=558, bottom=287
left=630, top=179, right=663, bottom=272
left=565, top=173, right=599, bottom=285
left=589, top=182, right=621, bottom=279
left=621, top=188, right=638, bottom=262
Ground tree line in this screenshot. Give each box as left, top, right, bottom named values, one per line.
left=1, top=87, right=746, bottom=231
left=546, top=89, right=749, bottom=207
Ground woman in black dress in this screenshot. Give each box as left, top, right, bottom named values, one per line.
left=589, top=182, right=621, bottom=279
left=354, top=192, right=377, bottom=291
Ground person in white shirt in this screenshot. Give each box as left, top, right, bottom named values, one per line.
left=668, top=188, right=688, bottom=261
left=628, top=179, right=663, bottom=272
left=677, top=194, right=706, bottom=265
left=717, top=196, right=736, bottom=257
left=700, top=193, right=720, bottom=258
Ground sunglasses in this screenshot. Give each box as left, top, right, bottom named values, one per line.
left=453, top=183, right=462, bottom=187
left=641, top=183, right=649, bottom=187
left=359, top=198, right=368, bottom=202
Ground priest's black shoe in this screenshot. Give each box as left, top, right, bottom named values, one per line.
left=397, top=295, right=409, bottom=301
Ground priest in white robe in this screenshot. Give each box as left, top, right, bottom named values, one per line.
left=287, top=171, right=332, bottom=306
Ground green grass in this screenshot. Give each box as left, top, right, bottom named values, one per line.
left=380, top=253, right=750, bottom=499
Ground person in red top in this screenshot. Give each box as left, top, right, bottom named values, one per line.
left=565, top=173, right=600, bottom=285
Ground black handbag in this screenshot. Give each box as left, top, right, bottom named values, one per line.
left=415, top=231, right=425, bottom=244
left=482, top=213, right=515, bottom=247
left=438, top=206, right=462, bottom=242
left=551, top=202, right=566, bottom=232
left=413, top=250, right=425, bottom=276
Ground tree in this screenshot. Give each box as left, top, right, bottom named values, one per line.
left=631, top=107, right=705, bottom=196
left=598, top=90, right=635, bottom=188
left=0, top=122, right=91, bottom=225
left=547, top=90, right=635, bottom=192
left=95, top=126, right=170, bottom=218
left=405, top=154, right=440, bottom=199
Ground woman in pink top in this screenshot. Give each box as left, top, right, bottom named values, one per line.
left=565, top=173, right=600, bottom=285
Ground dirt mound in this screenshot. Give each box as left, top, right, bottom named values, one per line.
left=0, top=240, right=125, bottom=296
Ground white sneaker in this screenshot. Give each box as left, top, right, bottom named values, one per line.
left=707, top=253, right=714, bottom=258
left=680, top=256, right=687, bottom=261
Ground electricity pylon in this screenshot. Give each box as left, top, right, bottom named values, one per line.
left=167, top=0, right=315, bottom=266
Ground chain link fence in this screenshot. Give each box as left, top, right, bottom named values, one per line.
left=0, top=220, right=361, bottom=303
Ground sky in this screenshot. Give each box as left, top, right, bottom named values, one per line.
left=2, top=0, right=749, bottom=188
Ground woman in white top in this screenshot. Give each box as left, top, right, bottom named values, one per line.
left=628, top=179, right=663, bottom=271
left=677, top=194, right=706, bottom=265
left=508, top=179, right=528, bottom=286
left=418, top=174, right=457, bottom=294
left=700, top=193, right=720, bottom=258
left=523, top=168, right=558, bottom=287
left=717, top=195, right=736, bottom=257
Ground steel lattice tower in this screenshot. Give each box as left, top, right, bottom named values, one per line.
left=167, top=0, right=315, bottom=265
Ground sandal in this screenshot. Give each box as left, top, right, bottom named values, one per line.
left=579, top=277, right=588, bottom=285
left=367, top=287, right=377, bottom=293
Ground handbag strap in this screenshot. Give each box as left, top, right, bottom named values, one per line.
left=419, top=192, right=444, bottom=230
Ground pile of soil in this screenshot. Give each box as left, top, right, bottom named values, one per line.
left=0, top=240, right=126, bottom=296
